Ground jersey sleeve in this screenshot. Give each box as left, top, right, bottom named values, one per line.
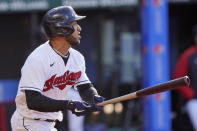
left=74, top=55, right=91, bottom=89
left=19, top=56, right=47, bottom=93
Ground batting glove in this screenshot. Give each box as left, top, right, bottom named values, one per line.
left=93, top=95, right=105, bottom=111
left=67, top=100, right=98, bottom=116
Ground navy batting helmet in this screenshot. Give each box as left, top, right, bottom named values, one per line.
left=42, top=6, right=86, bottom=38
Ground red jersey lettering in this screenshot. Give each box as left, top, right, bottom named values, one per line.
left=43, top=71, right=81, bottom=92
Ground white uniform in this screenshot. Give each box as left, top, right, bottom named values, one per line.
left=11, top=41, right=90, bottom=131
left=66, top=88, right=85, bottom=131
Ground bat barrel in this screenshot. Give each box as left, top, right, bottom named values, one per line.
left=97, top=76, right=190, bottom=106
left=136, top=76, right=190, bottom=97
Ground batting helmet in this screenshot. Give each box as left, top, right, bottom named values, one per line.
left=42, top=6, right=86, bottom=38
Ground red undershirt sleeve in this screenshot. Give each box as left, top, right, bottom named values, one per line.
left=173, top=48, right=195, bottom=100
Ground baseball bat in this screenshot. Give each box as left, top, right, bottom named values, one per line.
left=97, top=76, right=190, bottom=106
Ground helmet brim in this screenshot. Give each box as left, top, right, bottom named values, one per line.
left=75, top=15, right=86, bottom=21
left=67, top=15, right=86, bottom=24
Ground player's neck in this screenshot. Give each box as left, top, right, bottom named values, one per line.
left=50, top=39, right=71, bottom=56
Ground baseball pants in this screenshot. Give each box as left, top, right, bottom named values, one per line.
left=11, top=111, right=57, bottom=131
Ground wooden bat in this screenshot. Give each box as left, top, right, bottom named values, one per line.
left=97, top=76, right=190, bottom=106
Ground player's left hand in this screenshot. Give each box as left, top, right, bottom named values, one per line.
left=93, top=95, right=105, bottom=111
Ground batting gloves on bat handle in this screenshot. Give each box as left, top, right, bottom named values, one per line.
left=66, top=95, right=104, bottom=116
left=66, top=101, right=100, bottom=116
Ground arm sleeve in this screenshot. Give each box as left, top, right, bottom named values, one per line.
left=173, top=50, right=195, bottom=100
left=25, top=90, right=69, bottom=112
left=77, top=83, right=98, bottom=104
left=74, top=56, right=91, bottom=89
left=19, top=56, right=47, bottom=92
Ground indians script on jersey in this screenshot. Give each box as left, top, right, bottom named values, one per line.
left=44, top=70, right=81, bottom=91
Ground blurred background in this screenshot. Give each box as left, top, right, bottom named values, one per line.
left=0, top=0, right=197, bottom=131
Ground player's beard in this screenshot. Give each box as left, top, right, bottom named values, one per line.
left=65, top=35, right=80, bottom=46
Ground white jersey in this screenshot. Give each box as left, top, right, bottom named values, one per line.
left=15, top=41, right=91, bottom=121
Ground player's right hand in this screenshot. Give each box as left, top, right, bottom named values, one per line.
left=67, top=100, right=98, bottom=116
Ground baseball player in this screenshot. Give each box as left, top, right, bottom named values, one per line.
left=11, top=6, right=104, bottom=131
